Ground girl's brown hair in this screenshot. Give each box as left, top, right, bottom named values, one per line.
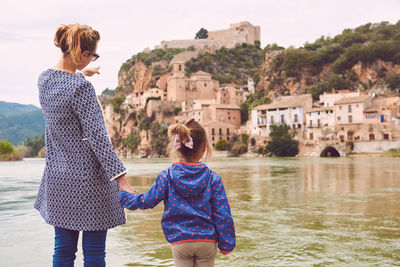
left=168, top=119, right=212, bottom=162
left=54, top=23, right=100, bottom=66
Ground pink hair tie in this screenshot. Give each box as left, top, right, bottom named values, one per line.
left=174, top=135, right=194, bottom=150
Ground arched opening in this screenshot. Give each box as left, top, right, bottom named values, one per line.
left=320, top=146, right=340, bottom=157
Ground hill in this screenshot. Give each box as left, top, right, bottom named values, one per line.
left=0, top=102, right=45, bottom=145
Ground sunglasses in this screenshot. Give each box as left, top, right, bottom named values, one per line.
left=90, top=52, right=100, bottom=61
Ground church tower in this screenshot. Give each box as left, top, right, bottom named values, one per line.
left=167, top=61, right=186, bottom=101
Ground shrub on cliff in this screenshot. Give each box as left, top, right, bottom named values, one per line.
left=185, top=43, right=264, bottom=85
left=110, top=95, right=125, bottom=113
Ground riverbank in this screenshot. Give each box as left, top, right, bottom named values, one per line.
left=0, top=152, right=22, bottom=161
left=348, top=152, right=400, bottom=157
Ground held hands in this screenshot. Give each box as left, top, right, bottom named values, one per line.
left=117, top=175, right=136, bottom=194
left=82, top=66, right=100, bottom=77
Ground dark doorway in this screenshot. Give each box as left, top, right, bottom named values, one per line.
left=320, top=146, right=340, bottom=157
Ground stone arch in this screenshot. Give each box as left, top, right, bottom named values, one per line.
left=320, top=146, right=340, bottom=157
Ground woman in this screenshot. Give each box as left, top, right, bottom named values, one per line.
left=34, top=23, right=134, bottom=267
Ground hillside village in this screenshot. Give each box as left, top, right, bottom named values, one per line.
left=101, top=21, right=400, bottom=158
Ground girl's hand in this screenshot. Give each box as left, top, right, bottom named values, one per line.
left=82, top=66, right=100, bottom=77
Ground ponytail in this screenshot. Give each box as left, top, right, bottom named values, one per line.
left=168, top=119, right=212, bottom=162
left=54, top=23, right=100, bottom=65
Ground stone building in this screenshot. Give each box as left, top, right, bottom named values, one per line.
left=166, top=62, right=219, bottom=102
left=204, top=121, right=237, bottom=147
left=216, top=86, right=246, bottom=106
left=125, top=88, right=165, bottom=109
left=251, top=94, right=313, bottom=137
left=156, top=21, right=261, bottom=50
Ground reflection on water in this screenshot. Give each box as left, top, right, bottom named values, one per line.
left=0, top=157, right=399, bottom=266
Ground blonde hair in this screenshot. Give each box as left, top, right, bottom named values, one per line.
left=54, top=23, right=100, bottom=65
left=168, top=119, right=212, bottom=162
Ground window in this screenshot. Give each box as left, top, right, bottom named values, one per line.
left=369, top=134, right=375, bottom=141
left=384, top=134, right=389, bottom=140
left=337, top=116, right=341, bottom=121
left=212, top=137, right=215, bottom=141
left=310, top=120, right=313, bottom=127
left=228, top=117, right=231, bottom=120
left=348, top=105, right=352, bottom=113
left=297, top=124, right=301, bottom=129
left=366, top=113, right=377, bottom=119
left=294, top=114, right=298, bottom=122
left=178, top=65, right=182, bottom=71
left=204, top=83, right=207, bottom=87
left=339, top=105, right=342, bottom=110
left=317, top=119, right=320, bottom=127
left=309, top=133, right=314, bottom=140
left=212, top=128, right=215, bottom=135
left=227, top=128, right=230, bottom=135
left=281, top=114, right=285, bottom=123
left=270, top=116, right=274, bottom=123
left=348, top=115, right=353, bottom=123
left=219, top=128, right=222, bottom=135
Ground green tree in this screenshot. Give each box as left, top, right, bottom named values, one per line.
left=241, top=133, right=249, bottom=145
left=110, top=95, right=125, bottom=113
left=150, top=122, right=169, bottom=157
left=0, top=140, right=14, bottom=155
left=25, top=133, right=45, bottom=157
left=173, top=107, right=182, bottom=115
left=387, top=72, right=400, bottom=90
left=266, top=124, right=299, bottom=157
left=215, top=139, right=229, bottom=150
left=123, top=132, right=141, bottom=152
left=195, top=28, right=208, bottom=39
left=306, top=81, right=330, bottom=101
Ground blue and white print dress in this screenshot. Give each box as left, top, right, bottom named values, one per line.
left=34, top=69, right=127, bottom=231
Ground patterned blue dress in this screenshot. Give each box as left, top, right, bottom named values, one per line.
left=34, top=69, right=127, bottom=231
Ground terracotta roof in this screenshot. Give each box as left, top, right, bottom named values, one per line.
left=334, top=95, right=370, bottom=105
left=257, top=94, right=312, bottom=110
left=203, top=120, right=236, bottom=127
left=191, top=70, right=212, bottom=77
left=364, top=106, right=379, bottom=112
left=213, top=104, right=240, bottom=109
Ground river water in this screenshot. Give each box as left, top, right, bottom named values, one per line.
left=0, top=157, right=399, bottom=266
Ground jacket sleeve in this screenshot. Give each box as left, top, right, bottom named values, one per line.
left=210, top=173, right=236, bottom=254
left=71, top=79, right=127, bottom=181
left=119, top=170, right=168, bottom=210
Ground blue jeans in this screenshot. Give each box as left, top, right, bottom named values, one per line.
left=53, top=227, right=107, bottom=267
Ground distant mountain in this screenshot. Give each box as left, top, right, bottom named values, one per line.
left=0, top=101, right=45, bottom=145
left=0, top=101, right=40, bottom=117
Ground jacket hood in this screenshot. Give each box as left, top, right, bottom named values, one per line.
left=170, top=162, right=210, bottom=198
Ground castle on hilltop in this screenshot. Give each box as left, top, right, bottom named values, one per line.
left=156, top=21, right=260, bottom=50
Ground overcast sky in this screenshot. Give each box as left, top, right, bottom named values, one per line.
left=1, top=0, right=399, bottom=107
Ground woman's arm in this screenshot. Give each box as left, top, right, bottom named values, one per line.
left=71, top=80, right=127, bottom=182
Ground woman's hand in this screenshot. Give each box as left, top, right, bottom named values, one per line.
left=82, top=66, right=100, bottom=77
left=117, top=175, right=136, bottom=193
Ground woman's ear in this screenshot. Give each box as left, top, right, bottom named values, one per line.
left=81, top=50, right=90, bottom=59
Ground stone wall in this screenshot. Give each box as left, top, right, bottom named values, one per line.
left=353, top=140, right=400, bottom=153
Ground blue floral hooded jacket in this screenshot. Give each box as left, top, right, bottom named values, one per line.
left=119, top=161, right=236, bottom=253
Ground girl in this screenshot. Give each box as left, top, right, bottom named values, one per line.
left=34, top=23, right=134, bottom=267
left=120, top=119, right=236, bottom=267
